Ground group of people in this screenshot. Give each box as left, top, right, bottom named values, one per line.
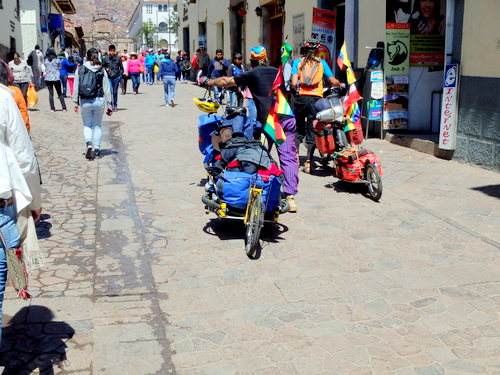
left=202, top=41, right=342, bottom=213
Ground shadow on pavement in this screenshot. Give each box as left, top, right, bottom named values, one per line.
left=98, top=149, right=119, bottom=158
left=472, top=184, right=500, bottom=199
left=0, top=305, right=75, bottom=375
left=36, top=214, right=52, bottom=240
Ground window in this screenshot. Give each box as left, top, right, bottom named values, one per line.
left=158, top=22, right=168, bottom=32
left=146, top=4, right=153, bottom=14
left=158, top=5, right=162, bottom=11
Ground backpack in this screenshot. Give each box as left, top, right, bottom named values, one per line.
left=299, top=58, right=324, bottom=87
left=27, top=53, right=33, bottom=66
left=182, top=59, right=191, bottom=71
left=78, top=65, right=104, bottom=99
left=230, top=64, right=243, bottom=77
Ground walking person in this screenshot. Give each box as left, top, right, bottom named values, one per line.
left=119, top=55, right=129, bottom=95
left=181, top=53, right=191, bottom=83
left=145, top=49, right=157, bottom=85
left=59, top=53, right=77, bottom=97
left=191, top=49, right=200, bottom=82
left=0, top=60, right=30, bottom=132
left=127, top=52, right=141, bottom=94
left=72, top=48, right=113, bottom=160
left=139, top=52, right=146, bottom=83
left=66, top=56, right=78, bottom=97
left=27, top=45, right=44, bottom=89
left=0, top=83, right=42, bottom=343
left=42, top=48, right=67, bottom=112
left=159, top=53, right=179, bottom=107
left=208, top=49, right=229, bottom=103
left=227, top=52, right=245, bottom=107
left=102, top=45, right=123, bottom=111
left=8, top=53, right=32, bottom=101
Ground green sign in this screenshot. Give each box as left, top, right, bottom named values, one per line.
left=384, top=23, right=411, bottom=75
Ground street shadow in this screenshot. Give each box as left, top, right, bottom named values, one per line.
left=198, top=178, right=207, bottom=187
left=36, top=214, right=52, bottom=240
left=97, top=149, right=119, bottom=158
left=0, top=305, right=75, bottom=375
left=471, top=184, right=500, bottom=199
left=325, top=180, right=366, bottom=195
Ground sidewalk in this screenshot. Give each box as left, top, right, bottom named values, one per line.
left=1, top=82, right=499, bottom=374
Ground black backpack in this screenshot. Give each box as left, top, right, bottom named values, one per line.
left=78, top=65, right=104, bottom=99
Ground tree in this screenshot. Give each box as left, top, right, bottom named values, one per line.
left=142, top=20, right=157, bottom=48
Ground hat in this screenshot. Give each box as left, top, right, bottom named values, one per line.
left=130, top=51, right=138, bottom=56
left=148, top=48, right=153, bottom=52
left=280, top=42, right=293, bottom=63
left=250, top=46, right=267, bottom=61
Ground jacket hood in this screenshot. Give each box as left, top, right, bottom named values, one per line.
left=83, top=60, right=103, bottom=72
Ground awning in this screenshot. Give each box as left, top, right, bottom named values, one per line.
left=55, top=0, right=76, bottom=14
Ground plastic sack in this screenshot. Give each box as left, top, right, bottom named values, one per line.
left=27, top=84, right=38, bottom=108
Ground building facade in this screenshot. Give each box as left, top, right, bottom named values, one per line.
left=127, top=0, right=178, bottom=52
left=0, top=0, right=23, bottom=60
left=83, top=14, right=134, bottom=53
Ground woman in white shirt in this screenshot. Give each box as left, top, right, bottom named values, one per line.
left=0, top=84, right=42, bottom=343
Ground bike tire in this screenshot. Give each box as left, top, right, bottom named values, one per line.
left=365, top=163, right=383, bottom=201
left=245, top=194, right=264, bottom=257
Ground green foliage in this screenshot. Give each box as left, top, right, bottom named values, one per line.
left=142, top=20, right=157, bottom=47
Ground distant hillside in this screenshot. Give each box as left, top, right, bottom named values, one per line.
left=70, top=0, right=140, bottom=36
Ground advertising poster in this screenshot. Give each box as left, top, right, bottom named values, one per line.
left=311, top=8, right=336, bottom=67
left=409, top=0, right=446, bottom=66
left=292, top=14, right=305, bottom=58
left=370, top=71, right=384, bottom=100
left=40, top=0, right=49, bottom=33
left=439, top=64, right=459, bottom=150
left=367, top=100, right=383, bottom=120
left=384, top=22, right=410, bottom=129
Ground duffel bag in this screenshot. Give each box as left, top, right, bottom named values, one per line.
left=215, top=170, right=281, bottom=211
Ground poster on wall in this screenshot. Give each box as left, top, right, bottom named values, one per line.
left=384, top=22, right=410, bottom=129
left=292, top=14, right=305, bottom=59
left=439, top=64, right=459, bottom=150
left=409, top=0, right=446, bottom=66
left=40, top=0, right=49, bottom=33
left=311, top=8, right=336, bottom=67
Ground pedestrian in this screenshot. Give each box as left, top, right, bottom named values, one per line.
left=59, top=53, right=77, bottom=98
left=119, top=55, right=129, bottom=95
left=175, top=51, right=184, bottom=82
left=207, top=49, right=229, bottom=103
left=0, top=83, right=42, bottom=344
left=204, top=46, right=300, bottom=212
left=145, top=49, right=157, bottom=85
left=127, top=52, right=141, bottom=94
left=227, top=52, right=245, bottom=107
left=0, top=60, right=30, bottom=132
left=290, top=41, right=341, bottom=174
left=181, top=53, right=191, bottom=83
left=72, top=48, right=113, bottom=160
left=102, top=44, right=124, bottom=111
left=42, top=48, right=67, bottom=112
left=159, top=53, right=179, bottom=107
left=8, top=53, right=32, bottom=101
left=191, top=49, right=200, bottom=81
left=196, top=47, right=210, bottom=77
left=27, top=45, right=44, bottom=89
left=66, top=56, right=78, bottom=97
left=139, top=52, right=146, bottom=82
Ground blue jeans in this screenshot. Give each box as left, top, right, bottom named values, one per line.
left=0, top=202, right=20, bottom=344
left=81, top=97, right=105, bottom=149
left=247, top=98, right=257, bottom=122
left=130, top=73, right=140, bottom=93
left=212, top=86, right=225, bottom=104
left=146, top=66, right=154, bottom=84
left=60, top=75, right=68, bottom=96
left=163, top=77, right=176, bottom=104
left=109, top=76, right=121, bottom=108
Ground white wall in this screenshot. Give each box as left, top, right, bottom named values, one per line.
left=0, top=0, right=23, bottom=58
left=357, top=0, right=385, bottom=68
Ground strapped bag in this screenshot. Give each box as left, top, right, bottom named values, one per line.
left=78, top=65, right=104, bottom=99
left=0, top=231, right=31, bottom=300
left=299, top=58, right=324, bottom=87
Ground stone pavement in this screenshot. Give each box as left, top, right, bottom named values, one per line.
left=1, top=81, right=499, bottom=375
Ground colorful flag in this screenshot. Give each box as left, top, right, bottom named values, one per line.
left=345, top=101, right=361, bottom=123
left=280, top=42, right=293, bottom=63
left=264, top=104, right=286, bottom=146
left=337, top=42, right=356, bottom=84
left=269, top=65, right=283, bottom=94
left=343, top=83, right=362, bottom=109
left=275, top=88, right=293, bottom=116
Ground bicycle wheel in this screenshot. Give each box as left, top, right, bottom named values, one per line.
left=365, top=163, right=383, bottom=201
left=245, top=193, right=264, bottom=257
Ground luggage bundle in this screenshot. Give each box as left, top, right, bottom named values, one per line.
left=313, top=120, right=336, bottom=154
left=335, top=148, right=383, bottom=181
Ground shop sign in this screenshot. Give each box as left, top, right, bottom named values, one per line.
left=311, top=8, right=336, bottom=67
left=370, top=70, right=384, bottom=100
left=439, top=64, right=459, bottom=150
left=367, top=100, right=383, bottom=120
left=198, top=35, right=206, bottom=48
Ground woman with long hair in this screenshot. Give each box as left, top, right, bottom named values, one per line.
left=72, top=48, right=112, bottom=160
left=119, top=55, right=129, bottom=95
left=8, top=53, right=32, bottom=101
left=410, top=0, right=444, bottom=35
left=42, top=48, right=67, bottom=112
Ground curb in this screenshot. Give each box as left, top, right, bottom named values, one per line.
left=384, top=133, right=454, bottom=160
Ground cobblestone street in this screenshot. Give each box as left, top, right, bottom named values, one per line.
left=1, top=82, right=499, bottom=374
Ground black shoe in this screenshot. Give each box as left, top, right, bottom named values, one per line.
left=85, top=142, right=93, bottom=160
left=94, top=149, right=101, bottom=158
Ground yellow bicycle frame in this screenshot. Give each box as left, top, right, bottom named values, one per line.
left=244, top=187, right=263, bottom=224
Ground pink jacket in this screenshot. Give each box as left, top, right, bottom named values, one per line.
left=128, top=59, right=142, bottom=73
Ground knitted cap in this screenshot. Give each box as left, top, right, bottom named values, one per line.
left=250, top=46, right=267, bottom=61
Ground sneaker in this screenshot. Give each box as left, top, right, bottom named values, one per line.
left=94, top=149, right=101, bottom=158
left=302, top=161, right=311, bottom=174
left=286, top=195, right=298, bottom=213
left=170, top=98, right=175, bottom=107
left=85, top=142, right=93, bottom=160
left=62, top=109, right=67, bottom=112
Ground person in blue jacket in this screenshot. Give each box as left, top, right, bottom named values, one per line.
left=144, top=48, right=157, bottom=85
left=159, top=53, right=179, bottom=107
left=59, top=52, right=77, bottom=97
